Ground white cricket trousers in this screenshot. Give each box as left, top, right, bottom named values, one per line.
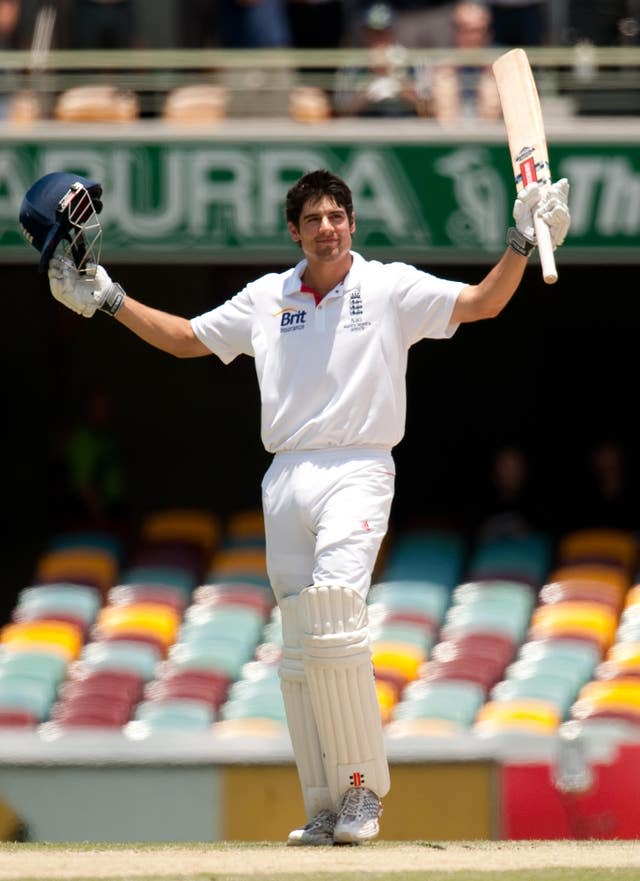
left=261, top=447, right=396, bottom=603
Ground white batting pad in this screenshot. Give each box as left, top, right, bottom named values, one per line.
left=278, top=595, right=332, bottom=819
left=299, top=584, right=390, bottom=804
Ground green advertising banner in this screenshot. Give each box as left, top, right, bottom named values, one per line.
left=2, top=136, right=639, bottom=263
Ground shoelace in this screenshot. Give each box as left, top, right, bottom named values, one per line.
left=305, top=810, right=336, bottom=832
left=339, top=788, right=379, bottom=822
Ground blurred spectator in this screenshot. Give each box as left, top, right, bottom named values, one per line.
left=70, top=0, right=135, bottom=49
left=570, top=438, right=637, bottom=530
left=569, top=0, right=638, bottom=46
left=334, top=3, right=431, bottom=117
left=219, top=0, right=291, bottom=46
left=287, top=0, right=345, bottom=48
left=54, top=384, right=129, bottom=532
left=386, top=0, right=457, bottom=49
left=474, top=444, right=544, bottom=540
left=487, top=0, right=548, bottom=47
left=0, top=0, right=22, bottom=48
left=178, top=0, right=219, bottom=47
left=431, top=1, right=500, bottom=123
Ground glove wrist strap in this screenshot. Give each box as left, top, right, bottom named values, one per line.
left=100, top=282, right=125, bottom=317
left=507, top=227, right=536, bottom=257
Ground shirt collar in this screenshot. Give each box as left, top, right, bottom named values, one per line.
left=283, top=251, right=363, bottom=300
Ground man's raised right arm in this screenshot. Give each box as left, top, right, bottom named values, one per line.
left=48, top=256, right=210, bottom=358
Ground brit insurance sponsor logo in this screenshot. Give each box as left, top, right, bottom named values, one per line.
left=274, top=307, right=307, bottom=333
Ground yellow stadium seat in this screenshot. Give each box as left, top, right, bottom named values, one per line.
left=475, top=698, right=561, bottom=734
left=572, top=680, right=640, bottom=722
left=529, top=601, right=618, bottom=651
left=141, top=508, right=220, bottom=556
left=371, top=641, right=426, bottom=683
left=95, top=603, right=180, bottom=650
left=0, top=621, right=84, bottom=661
left=375, top=679, right=397, bottom=723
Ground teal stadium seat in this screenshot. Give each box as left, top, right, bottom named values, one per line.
left=392, top=679, right=485, bottom=727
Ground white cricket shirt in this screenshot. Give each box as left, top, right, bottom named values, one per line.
left=190, top=251, right=464, bottom=453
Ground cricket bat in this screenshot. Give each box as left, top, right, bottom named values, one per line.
left=492, top=48, right=557, bottom=284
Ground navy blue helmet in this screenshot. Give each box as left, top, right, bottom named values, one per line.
left=19, top=172, right=103, bottom=272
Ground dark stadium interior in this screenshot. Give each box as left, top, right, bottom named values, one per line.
left=2, top=259, right=639, bottom=623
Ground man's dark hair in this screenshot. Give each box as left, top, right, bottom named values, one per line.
left=285, top=169, right=354, bottom=228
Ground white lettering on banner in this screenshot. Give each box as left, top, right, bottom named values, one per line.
left=189, top=151, right=254, bottom=238
left=258, top=150, right=327, bottom=234
left=345, top=150, right=429, bottom=243
left=560, top=156, right=640, bottom=237
left=115, top=149, right=184, bottom=237
left=435, top=148, right=505, bottom=249
left=42, top=150, right=108, bottom=194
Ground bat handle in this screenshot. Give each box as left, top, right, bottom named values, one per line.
left=534, top=213, right=558, bottom=285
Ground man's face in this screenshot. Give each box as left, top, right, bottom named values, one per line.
left=288, top=195, right=355, bottom=263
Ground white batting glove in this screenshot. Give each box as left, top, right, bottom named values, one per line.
left=48, top=256, right=125, bottom=317
left=513, top=178, right=570, bottom=250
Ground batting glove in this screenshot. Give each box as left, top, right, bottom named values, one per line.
left=513, top=178, right=570, bottom=250
left=48, top=256, right=125, bottom=318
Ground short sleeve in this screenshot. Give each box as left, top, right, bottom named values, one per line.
left=392, top=263, right=465, bottom=346
left=190, top=286, right=255, bottom=364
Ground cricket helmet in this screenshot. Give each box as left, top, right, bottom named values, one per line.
left=19, top=171, right=103, bottom=273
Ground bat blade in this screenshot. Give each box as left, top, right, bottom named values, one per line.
left=493, top=47, right=557, bottom=284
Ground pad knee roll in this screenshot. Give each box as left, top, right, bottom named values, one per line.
left=300, top=584, right=390, bottom=803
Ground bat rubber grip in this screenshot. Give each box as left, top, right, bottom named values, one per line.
left=534, top=214, right=558, bottom=285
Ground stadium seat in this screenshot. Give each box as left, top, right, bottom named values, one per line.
left=369, top=579, right=451, bottom=625
left=140, top=508, right=220, bottom=558
left=145, top=669, right=231, bottom=711
left=528, top=601, right=618, bottom=652
left=475, top=698, right=561, bottom=734
left=223, top=509, right=265, bottom=549
left=75, top=639, right=161, bottom=681
left=491, top=673, right=577, bottom=717
left=539, top=578, right=625, bottom=612
left=378, top=529, right=466, bottom=588
left=117, top=565, right=196, bottom=598
left=132, top=697, right=215, bottom=728
left=392, top=679, right=485, bottom=727
left=466, top=533, right=552, bottom=587
left=556, top=528, right=638, bottom=571
left=94, top=603, right=181, bottom=654
left=14, top=583, right=102, bottom=630
left=0, top=620, right=84, bottom=661
left=192, top=583, right=274, bottom=617
left=107, top=583, right=188, bottom=614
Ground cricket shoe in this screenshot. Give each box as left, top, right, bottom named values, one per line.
left=286, top=809, right=337, bottom=846
left=333, top=786, right=382, bottom=844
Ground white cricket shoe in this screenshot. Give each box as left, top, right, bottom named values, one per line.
left=286, top=809, right=337, bottom=846
left=333, top=786, right=382, bottom=844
